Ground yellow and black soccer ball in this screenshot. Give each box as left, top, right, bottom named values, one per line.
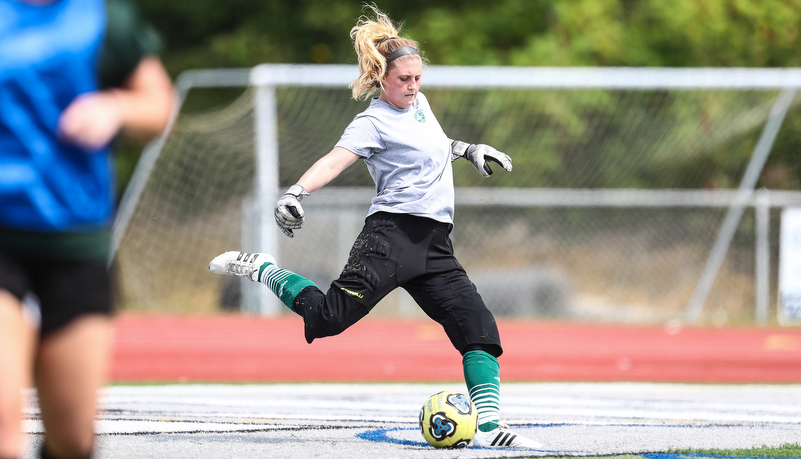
left=419, top=390, right=478, bottom=448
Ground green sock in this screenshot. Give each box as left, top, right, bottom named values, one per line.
left=256, top=262, right=317, bottom=313
left=463, top=350, right=501, bottom=432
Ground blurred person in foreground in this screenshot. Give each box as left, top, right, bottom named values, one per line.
left=0, top=0, right=174, bottom=458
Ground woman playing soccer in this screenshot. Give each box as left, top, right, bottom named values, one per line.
left=210, top=4, right=541, bottom=449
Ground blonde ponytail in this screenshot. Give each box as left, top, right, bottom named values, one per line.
left=349, top=4, right=423, bottom=101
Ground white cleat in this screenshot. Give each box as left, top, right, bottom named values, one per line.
left=208, top=251, right=275, bottom=281
left=472, top=423, right=543, bottom=449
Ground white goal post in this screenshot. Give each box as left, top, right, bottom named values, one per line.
left=112, top=65, right=801, bottom=322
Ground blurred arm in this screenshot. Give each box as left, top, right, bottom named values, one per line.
left=58, top=56, right=175, bottom=151
left=111, top=56, right=175, bottom=140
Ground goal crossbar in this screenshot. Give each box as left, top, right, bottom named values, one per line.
left=175, top=65, right=801, bottom=91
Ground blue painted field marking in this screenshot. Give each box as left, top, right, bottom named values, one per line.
left=357, top=423, right=800, bottom=456
left=356, top=427, right=428, bottom=447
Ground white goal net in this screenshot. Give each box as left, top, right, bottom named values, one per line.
left=111, top=65, right=801, bottom=324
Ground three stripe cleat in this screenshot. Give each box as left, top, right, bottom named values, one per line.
left=472, top=423, right=543, bottom=449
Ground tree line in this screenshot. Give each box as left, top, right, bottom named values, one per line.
left=139, top=0, right=801, bottom=73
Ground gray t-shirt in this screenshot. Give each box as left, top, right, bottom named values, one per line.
left=336, top=92, right=455, bottom=223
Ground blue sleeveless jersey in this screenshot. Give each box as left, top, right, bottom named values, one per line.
left=0, top=0, right=112, bottom=232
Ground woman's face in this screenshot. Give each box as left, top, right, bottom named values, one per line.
left=380, top=57, right=423, bottom=110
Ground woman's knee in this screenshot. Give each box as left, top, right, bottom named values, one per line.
left=295, top=286, right=372, bottom=343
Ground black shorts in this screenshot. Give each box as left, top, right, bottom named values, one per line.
left=294, top=211, right=502, bottom=357
left=0, top=252, right=113, bottom=337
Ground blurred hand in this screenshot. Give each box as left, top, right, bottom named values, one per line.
left=57, top=91, right=124, bottom=152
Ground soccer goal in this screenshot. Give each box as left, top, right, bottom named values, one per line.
left=110, top=65, right=801, bottom=324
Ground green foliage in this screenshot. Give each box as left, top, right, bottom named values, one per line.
left=137, top=0, right=363, bottom=72
left=139, top=0, right=801, bottom=73
left=626, top=0, right=801, bottom=67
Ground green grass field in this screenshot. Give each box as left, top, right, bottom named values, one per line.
left=675, top=443, right=801, bottom=458
left=529, top=444, right=801, bottom=459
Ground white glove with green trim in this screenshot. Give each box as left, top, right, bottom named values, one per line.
left=451, top=140, right=513, bottom=177
left=274, top=184, right=310, bottom=238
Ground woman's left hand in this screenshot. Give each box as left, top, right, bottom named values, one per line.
left=451, top=141, right=513, bottom=177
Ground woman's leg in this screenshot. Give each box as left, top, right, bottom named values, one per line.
left=210, top=214, right=404, bottom=344
left=0, top=291, right=35, bottom=459
left=462, top=349, right=502, bottom=430
left=404, top=273, right=511, bottom=436
left=34, top=315, right=113, bottom=459
left=462, top=348, right=542, bottom=448
left=209, top=250, right=380, bottom=343
left=402, top=227, right=542, bottom=449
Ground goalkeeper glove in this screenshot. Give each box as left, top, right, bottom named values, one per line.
left=450, top=140, right=513, bottom=177
left=274, top=184, right=310, bottom=238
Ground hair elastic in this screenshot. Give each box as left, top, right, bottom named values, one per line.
left=385, top=46, right=419, bottom=63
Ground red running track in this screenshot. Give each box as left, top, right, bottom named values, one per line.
left=111, top=313, right=801, bottom=384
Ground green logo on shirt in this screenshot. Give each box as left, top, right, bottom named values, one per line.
left=414, top=109, right=426, bottom=123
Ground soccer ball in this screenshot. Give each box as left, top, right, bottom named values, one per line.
left=419, top=390, right=478, bottom=449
